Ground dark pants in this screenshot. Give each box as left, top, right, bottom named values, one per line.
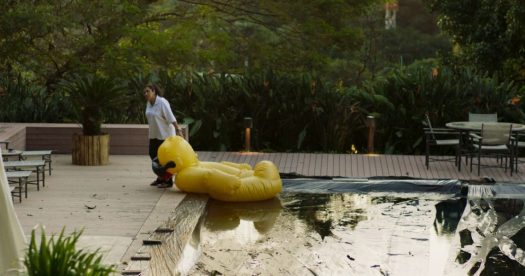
left=149, top=139, right=164, bottom=160
left=149, top=138, right=173, bottom=186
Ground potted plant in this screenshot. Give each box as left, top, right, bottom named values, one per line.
left=61, top=74, right=127, bottom=165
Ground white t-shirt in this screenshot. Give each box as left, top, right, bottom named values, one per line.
left=145, top=96, right=177, bottom=140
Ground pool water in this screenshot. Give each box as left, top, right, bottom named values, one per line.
left=178, top=193, right=473, bottom=275
left=171, top=178, right=525, bottom=275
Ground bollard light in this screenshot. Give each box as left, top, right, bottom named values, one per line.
left=244, top=117, right=253, bottom=152
left=366, top=115, right=376, bottom=154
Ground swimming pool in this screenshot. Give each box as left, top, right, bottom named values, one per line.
left=174, top=178, right=525, bottom=275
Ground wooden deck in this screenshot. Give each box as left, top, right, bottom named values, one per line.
left=197, top=151, right=525, bottom=182
left=2, top=122, right=522, bottom=182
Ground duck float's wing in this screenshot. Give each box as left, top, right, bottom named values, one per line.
left=175, top=166, right=212, bottom=194
left=201, top=161, right=251, bottom=175
left=210, top=161, right=282, bottom=202
left=220, top=161, right=252, bottom=170
left=176, top=167, right=242, bottom=194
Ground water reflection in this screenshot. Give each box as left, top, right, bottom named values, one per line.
left=283, top=194, right=469, bottom=240
left=448, top=198, right=525, bottom=275
left=282, top=193, right=373, bottom=239
left=434, top=198, right=467, bottom=235
left=176, top=215, right=204, bottom=275
left=204, top=194, right=468, bottom=243
left=190, top=193, right=525, bottom=275
left=204, top=198, right=283, bottom=244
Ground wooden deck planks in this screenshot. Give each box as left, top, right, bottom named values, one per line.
left=196, top=151, right=525, bottom=182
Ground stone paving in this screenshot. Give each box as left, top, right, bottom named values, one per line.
left=13, top=154, right=187, bottom=267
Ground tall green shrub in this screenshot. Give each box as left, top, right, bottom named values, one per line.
left=0, top=75, right=69, bottom=122
left=369, top=61, right=524, bottom=154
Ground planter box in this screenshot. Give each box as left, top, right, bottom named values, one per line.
left=72, top=133, right=110, bottom=165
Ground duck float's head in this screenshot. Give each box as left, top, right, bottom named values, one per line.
left=157, top=136, right=199, bottom=174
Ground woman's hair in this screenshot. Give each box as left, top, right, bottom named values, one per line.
left=145, top=83, right=163, bottom=96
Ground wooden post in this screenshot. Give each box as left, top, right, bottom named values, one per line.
left=366, top=116, right=376, bottom=154
left=244, top=117, right=253, bottom=152
left=72, top=133, right=110, bottom=165
left=245, top=128, right=251, bottom=152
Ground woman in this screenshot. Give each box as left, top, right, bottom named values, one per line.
left=143, top=83, right=183, bottom=188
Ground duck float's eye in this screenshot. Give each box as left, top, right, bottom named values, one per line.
left=164, top=161, right=176, bottom=169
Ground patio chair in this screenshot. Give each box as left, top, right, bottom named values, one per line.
left=465, top=113, right=498, bottom=164
left=469, top=123, right=513, bottom=176
left=511, top=133, right=525, bottom=173
left=424, top=113, right=461, bottom=169
left=468, top=113, right=498, bottom=122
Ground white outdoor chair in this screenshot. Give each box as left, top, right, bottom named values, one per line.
left=511, top=133, right=525, bottom=173
left=468, top=113, right=498, bottom=122
left=465, top=113, right=499, bottom=165
left=469, top=123, right=513, bottom=176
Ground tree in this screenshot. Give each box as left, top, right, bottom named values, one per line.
left=427, top=0, right=525, bottom=81
left=0, top=1, right=150, bottom=89
left=349, top=0, right=451, bottom=84
left=0, top=0, right=380, bottom=88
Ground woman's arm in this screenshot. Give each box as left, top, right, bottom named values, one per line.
left=173, top=122, right=184, bottom=138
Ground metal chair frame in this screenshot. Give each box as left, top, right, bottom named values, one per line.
left=424, top=113, right=461, bottom=170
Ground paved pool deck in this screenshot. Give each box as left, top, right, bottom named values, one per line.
left=13, top=154, right=188, bottom=269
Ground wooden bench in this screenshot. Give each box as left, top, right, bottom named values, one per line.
left=21, top=150, right=53, bottom=175
left=2, top=149, right=22, bottom=161
left=6, top=170, right=32, bottom=202
left=4, top=160, right=46, bottom=190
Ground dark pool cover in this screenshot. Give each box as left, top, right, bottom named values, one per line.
left=282, top=177, right=463, bottom=194
left=468, top=183, right=525, bottom=198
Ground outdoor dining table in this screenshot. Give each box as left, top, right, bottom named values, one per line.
left=445, top=121, right=525, bottom=171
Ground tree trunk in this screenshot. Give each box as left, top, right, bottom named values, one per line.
left=72, top=133, right=110, bottom=165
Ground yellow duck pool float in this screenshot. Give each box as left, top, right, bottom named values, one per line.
left=157, top=136, right=282, bottom=202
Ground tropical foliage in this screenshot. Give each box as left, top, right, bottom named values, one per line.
left=59, top=74, right=128, bottom=135
left=0, top=75, right=67, bottom=122
left=24, top=228, right=115, bottom=276
left=427, top=0, right=525, bottom=82
left=368, top=61, right=524, bottom=154
left=1, top=1, right=525, bottom=154
left=0, top=0, right=379, bottom=89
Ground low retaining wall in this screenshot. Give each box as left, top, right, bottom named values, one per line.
left=0, top=124, right=26, bottom=151
left=0, top=123, right=188, bottom=155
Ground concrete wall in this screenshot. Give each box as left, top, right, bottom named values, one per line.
left=0, top=123, right=188, bottom=155
left=0, top=124, right=26, bottom=151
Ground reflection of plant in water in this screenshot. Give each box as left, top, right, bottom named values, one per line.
left=370, top=196, right=412, bottom=205
left=281, top=193, right=369, bottom=240
left=452, top=198, right=525, bottom=275
left=433, top=198, right=466, bottom=235
left=281, top=193, right=333, bottom=239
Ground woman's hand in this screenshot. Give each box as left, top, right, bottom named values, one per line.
left=174, top=124, right=184, bottom=139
